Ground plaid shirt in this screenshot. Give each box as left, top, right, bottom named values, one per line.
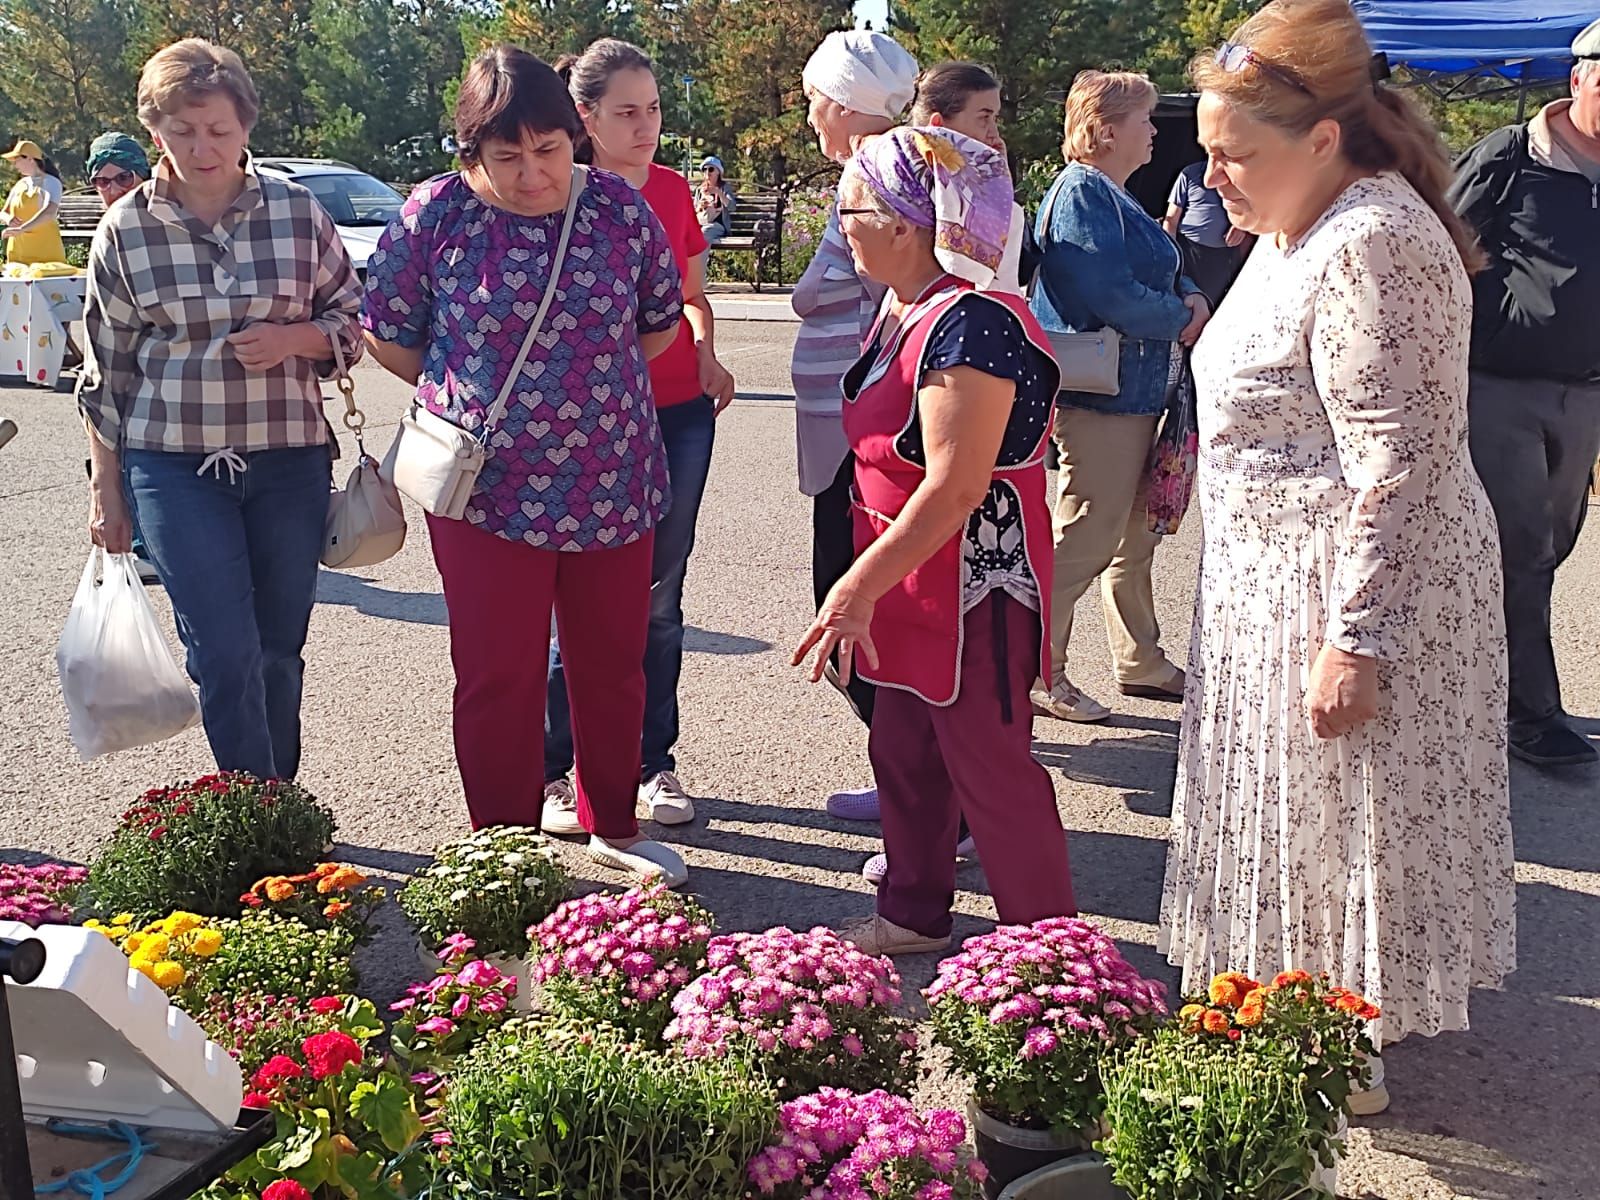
left=78, top=157, right=363, bottom=453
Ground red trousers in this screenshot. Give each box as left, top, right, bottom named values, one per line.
left=427, top=515, right=653, bottom=839
left=871, top=593, right=1077, bottom=938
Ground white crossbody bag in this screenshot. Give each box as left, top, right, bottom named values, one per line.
left=380, top=165, right=586, bottom=519
left=1031, top=174, right=1123, bottom=397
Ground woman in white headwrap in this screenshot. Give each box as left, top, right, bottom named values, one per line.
left=792, top=29, right=920, bottom=822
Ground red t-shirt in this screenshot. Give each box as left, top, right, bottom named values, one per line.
left=639, top=163, right=708, bottom=407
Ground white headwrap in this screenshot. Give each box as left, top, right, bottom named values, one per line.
left=801, top=31, right=919, bottom=121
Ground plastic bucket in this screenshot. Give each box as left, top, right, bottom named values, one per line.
left=968, top=1100, right=1097, bottom=1200
left=997, top=1155, right=1130, bottom=1200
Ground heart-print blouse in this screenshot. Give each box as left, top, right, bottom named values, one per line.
left=361, top=168, right=683, bottom=550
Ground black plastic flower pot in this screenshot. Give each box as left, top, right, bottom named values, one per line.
left=967, top=1100, right=1098, bottom=1200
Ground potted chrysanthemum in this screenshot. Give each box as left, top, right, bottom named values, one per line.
left=925, top=918, right=1166, bottom=1197
left=666, top=926, right=918, bottom=1100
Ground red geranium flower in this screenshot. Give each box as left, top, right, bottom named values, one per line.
left=308, top=997, right=342, bottom=1015
left=301, top=1030, right=362, bottom=1080
left=261, top=1180, right=313, bottom=1200
left=251, top=1055, right=304, bottom=1090
left=242, top=1091, right=275, bottom=1110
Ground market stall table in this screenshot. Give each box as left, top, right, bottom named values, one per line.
left=0, top=275, right=85, bottom=390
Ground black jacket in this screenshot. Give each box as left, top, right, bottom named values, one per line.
left=1448, top=120, right=1600, bottom=383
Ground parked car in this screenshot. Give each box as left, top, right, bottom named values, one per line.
left=56, top=156, right=406, bottom=279
left=254, top=158, right=406, bottom=277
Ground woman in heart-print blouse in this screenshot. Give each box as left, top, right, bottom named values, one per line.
left=361, top=46, right=692, bottom=889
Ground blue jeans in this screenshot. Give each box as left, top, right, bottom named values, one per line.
left=123, top=444, right=331, bottom=780
left=546, top=396, right=717, bottom=781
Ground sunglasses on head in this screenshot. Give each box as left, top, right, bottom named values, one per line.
left=1216, top=42, right=1314, bottom=97
left=91, top=169, right=137, bottom=191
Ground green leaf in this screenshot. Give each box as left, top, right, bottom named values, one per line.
left=349, top=1076, right=425, bottom=1153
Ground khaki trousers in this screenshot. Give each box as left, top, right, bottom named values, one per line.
left=1047, top=406, right=1175, bottom=688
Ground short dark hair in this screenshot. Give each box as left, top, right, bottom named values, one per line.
left=453, top=45, right=582, bottom=166
left=909, top=62, right=1000, bottom=124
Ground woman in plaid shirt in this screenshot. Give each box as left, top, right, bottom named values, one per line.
left=80, top=39, right=363, bottom=781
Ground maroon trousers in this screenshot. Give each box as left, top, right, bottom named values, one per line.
left=427, top=515, right=653, bottom=840
left=871, top=593, right=1077, bottom=939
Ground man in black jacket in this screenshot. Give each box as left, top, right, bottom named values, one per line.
left=1448, top=19, right=1600, bottom=769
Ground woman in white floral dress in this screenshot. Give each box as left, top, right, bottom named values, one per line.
left=1158, top=0, right=1515, bottom=1109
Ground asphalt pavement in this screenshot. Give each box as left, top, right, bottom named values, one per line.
left=0, top=314, right=1595, bottom=1200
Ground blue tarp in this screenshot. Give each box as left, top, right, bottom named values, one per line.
left=1353, top=1, right=1594, bottom=80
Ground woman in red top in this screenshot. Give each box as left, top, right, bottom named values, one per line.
left=545, top=39, right=737, bottom=834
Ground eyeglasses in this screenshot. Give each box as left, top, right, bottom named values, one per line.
left=1216, top=42, right=1314, bottom=97
left=91, top=170, right=137, bottom=192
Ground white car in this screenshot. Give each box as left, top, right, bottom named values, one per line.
left=254, top=157, right=407, bottom=278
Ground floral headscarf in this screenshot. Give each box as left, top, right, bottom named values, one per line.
left=849, top=126, right=1013, bottom=289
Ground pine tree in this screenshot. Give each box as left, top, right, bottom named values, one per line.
left=0, top=0, right=138, bottom=175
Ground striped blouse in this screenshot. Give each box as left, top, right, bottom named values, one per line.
left=789, top=207, right=884, bottom=496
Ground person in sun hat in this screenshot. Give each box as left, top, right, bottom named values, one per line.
left=2, top=138, right=68, bottom=265
left=694, top=154, right=734, bottom=243
left=791, top=27, right=918, bottom=825
left=1446, top=12, right=1600, bottom=768
left=793, top=126, right=1074, bottom=956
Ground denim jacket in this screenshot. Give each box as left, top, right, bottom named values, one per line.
left=1030, top=163, right=1197, bottom=416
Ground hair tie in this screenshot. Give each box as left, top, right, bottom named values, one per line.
left=1369, top=52, right=1391, bottom=95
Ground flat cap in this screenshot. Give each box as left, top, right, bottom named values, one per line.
left=1575, top=17, right=1600, bottom=59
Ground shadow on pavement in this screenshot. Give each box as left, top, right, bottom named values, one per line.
left=317, top=571, right=447, bottom=625
left=1034, top=731, right=1178, bottom=818
left=685, top=626, right=772, bottom=655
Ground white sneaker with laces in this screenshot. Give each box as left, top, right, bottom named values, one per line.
left=541, top=779, right=583, bottom=836
left=638, top=771, right=695, bottom=825
left=1029, top=679, right=1111, bottom=723
left=862, top=835, right=977, bottom=886
left=836, top=912, right=950, bottom=956
left=586, top=835, right=688, bottom=888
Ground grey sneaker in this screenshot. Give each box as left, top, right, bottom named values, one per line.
left=638, top=771, right=696, bottom=825
left=541, top=779, right=583, bottom=836
left=836, top=912, right=950, bottom=957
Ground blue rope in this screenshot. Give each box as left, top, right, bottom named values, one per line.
left=34, top=1119, right=154, bottom=1200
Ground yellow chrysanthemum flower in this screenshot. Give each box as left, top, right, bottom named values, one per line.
left=161, top=912, right=204, bottom=936
left=189, top=929, right=224, bottom=957
left=123, top=932, right=147, bottom=954
left=139, top=932, right=171, bottom=960
left=150, top=961, right=186, bottom=991
left=111, top=913, right=135, bottom=926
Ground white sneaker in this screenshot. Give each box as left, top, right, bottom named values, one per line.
left=836, top=912, right=950, bottom=956
left=1030, top=679, right=1111, bottom=723
left=586, top=835, right=688, bottom=888
left=638, top=771, right=695, bottom=825
left=541, top=779, right=583, bottom=836
left=862, top=835, right=977, bottom=886
left=1348, top=1053, right=1390, bottom=1115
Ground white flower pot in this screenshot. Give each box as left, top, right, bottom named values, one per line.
left=412, top=936, right=533, bottom=1012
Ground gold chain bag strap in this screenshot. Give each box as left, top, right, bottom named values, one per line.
left=379, top=165, right=586, bottom=520
left=322, top=334, right=408, bottom=569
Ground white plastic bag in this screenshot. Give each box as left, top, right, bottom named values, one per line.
left=55, top=549, right=201, bottom=760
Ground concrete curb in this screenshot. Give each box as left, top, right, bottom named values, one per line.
left=709, top=297, right=800, bottom=323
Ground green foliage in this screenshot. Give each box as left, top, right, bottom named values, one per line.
left=79, top=773, right=334, bottom=923
left=398, top=825, right=569, bottom=960
left=1100, top=1030, right=1334, bottom=1200
left=444, top=1019, right=778, bottom=1200
left=201, top=910, right=359, bottom=1000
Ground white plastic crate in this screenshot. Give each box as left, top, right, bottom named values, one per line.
left=0, top=921, right=241, bottom=1131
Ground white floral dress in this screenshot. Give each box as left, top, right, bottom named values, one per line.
left=1158, top=172, right=1515, bottom=1043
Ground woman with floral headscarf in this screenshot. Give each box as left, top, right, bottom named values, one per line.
left=792, top=127, right=1076, bottom=956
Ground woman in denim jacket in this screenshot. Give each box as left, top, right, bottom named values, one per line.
left=1029, top=70, right=1210, bottom=723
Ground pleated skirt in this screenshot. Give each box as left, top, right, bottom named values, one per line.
left=1158, top=462, right=1516, bottom=1044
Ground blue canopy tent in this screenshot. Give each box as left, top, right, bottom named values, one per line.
left=1353, top=1, right=1594, bottom=97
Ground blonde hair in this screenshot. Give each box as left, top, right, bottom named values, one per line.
left=1191, top=0, right=1482, bottom=271
left=137, top=39, right=260, bottom=133
left=1061, top=70, right=1157, bottom=162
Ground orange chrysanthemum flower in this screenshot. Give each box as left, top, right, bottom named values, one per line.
left=323, top=900, right=352, bottom=919
left=1235, top=998, right=1266, bottom=1028
left=1272, top=969, right=1312, bottom=989
left=264, top=879, right=296, bottom=903
left=1208, top=978, right=1244, bottom=1008
left=1201, top=1009, right=1232, bottom=1035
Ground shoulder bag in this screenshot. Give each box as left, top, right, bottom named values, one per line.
left=1031, top=172, right=1123, bottom=396
left=380, top=165, right=586, bottom=520
left=322, top=335, right=407, bottom=569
